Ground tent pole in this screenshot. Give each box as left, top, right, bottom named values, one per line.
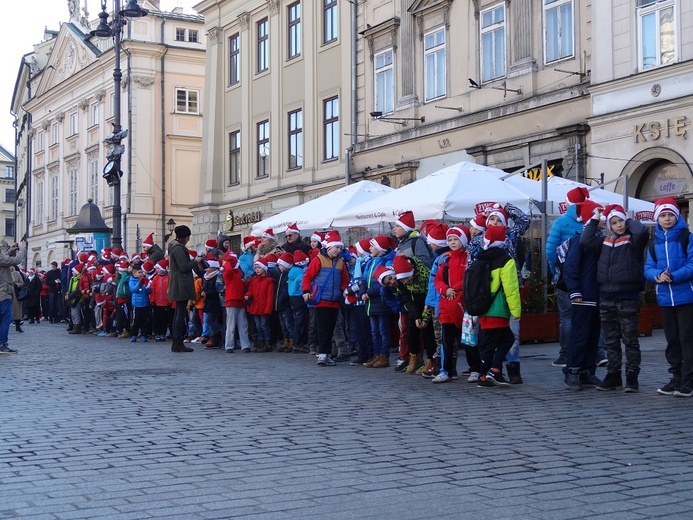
left=541, top=159, right=548, bottom=313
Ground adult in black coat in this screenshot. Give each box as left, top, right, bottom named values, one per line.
left=25, top=270, right=42, bottom=323
left=281, top=223, right=311, bottom=256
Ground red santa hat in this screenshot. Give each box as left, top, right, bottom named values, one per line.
left=374, top=265, right=395, bottom=284
left=155, top=259, right=169, bottom=271
left=119, top=251, right=130, bottom=260
left=653, top=196, right=680, bottom=221
left=265, top=253, right=278, bottom=266
left=116, top=261, right=130, bottom=271
left=207, top=259, right=220, bottom=269
left=576, top=200, right=604, bottom=223
left=470, top=214, right=487, bottom=232
left=262, top=228, right=275, bottom=240
left=311, top=231, right=325, bottom=244
left=86, top=262, right=97, bottom=272
left=604, top=204, right=628, bottom=232
left=486, top=203, right=508, bottom=227
left=72, top=263, right=84, bottom=275
left=293, top=250, right=309, bottom=266
left=426, top=223, right=449, bottom=248
left=101, top=247, right=112, bottom=260
left=142, top=233, right=155, bottom=247
left=141, top=261, right=155, bottom=273
left=354, top=238, right=372, bottom=256
left=566, top=186, right=590, bottom=206
left=285, top=223, right=300, bottom=235
left=483, top=225, right=507, bottom=250
left=446, top=225, right=471, bottom=248
left=254, top=257, right=269, bottom=271
left=242, top=236, right=257, bottom=251
left=205, top=239, right=218, bottom=250
left=392, top=255, right=414, bottom=280
left=395, top=210, right=415, bottom=232
left=78, top=252, right=88, bottom=263
left=370, top=235, right=393, bottom=254
left=102, top=264, right=116, bottom=276
left=111, top=247, right=123, bottom=260
left=324, top=230, right=344, bottom=249
left=277, top=252, right=294, bottom=269
left=223, top=253, right=239, bottom=270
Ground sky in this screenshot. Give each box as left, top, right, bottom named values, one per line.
left=0, top=0, right=198, bottom=155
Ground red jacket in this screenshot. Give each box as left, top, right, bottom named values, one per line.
left=246, top=274, right=275, bottom=316
left=149, top=273, right=170, bottom=307
left=79, top=273, right=92, bottom=299
left=301, top=252, right=350, bottom=309
left=434, top=249, right=467, bottom=325
left=223, top=266, right=245, bottom=308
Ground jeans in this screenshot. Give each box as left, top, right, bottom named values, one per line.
left=0, top=298, right=12, bottom=346
left=278, top=307, right=294, bottom=340
left=557, top=288, right=573, bottom=358
left=203, top=311, right=222, bottom=338
left=289, top=296, right=306, bottom=344
left=370, top=314, right=391, bottom=357
left=506, top=316, right=521, bottom=363
left=563, top=304, right=600, bottom=374
left=225, top=306, right=250, bottom=350
left=254, top=314, right=271, bottom=341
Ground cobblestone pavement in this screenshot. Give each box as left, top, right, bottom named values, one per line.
left=1, top=322, right=692, bottom=519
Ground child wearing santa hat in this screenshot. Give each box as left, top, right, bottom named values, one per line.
left=128, top=263, right=153, bottom=343
left=222, top=252, right=251, bottom=353
left=275, top=253, right=295, bottom=352
left=287, top=250, right=310, bottom=353
left=393, top=210, right=434, bottom=268
left=644, top=197, right=693, bottom=397
left=581, top=203, right=649, bottom=392
left=245, top=257, right=276, bottom=352
left=150, top=260, right=171, bottom=342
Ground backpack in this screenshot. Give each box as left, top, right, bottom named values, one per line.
left=648, top=229, right=690, bottom=263
left=215, top=272, right=225, bottom=293
left=462, top=257, right=498, bottom=316
left=554, top=236, right=573, bottom=292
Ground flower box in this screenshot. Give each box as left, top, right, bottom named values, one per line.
left=520, top=312, right=559, bottom=343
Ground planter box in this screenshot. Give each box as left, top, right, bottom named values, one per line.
left=642, top=303, right=663, bottom=329
left=639, top=306, right=655, bottom=337
left=520, top=313, right=559, bottom=343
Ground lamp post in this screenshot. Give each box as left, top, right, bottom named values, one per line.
left=164, top=218, right=176, bottom=243
left=91, top=0, right=148, bottom=250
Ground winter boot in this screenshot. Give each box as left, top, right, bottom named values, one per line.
left=563, top=368, right=583, bottom=391
left=172, top=337, right=194, bottom=352
left=14, top=320, right=23, bottom=333
left=68, top=324, right=83, bottom=335
left=579, top=370, right=602, bottom=387
left=625, top=370, right=640, bottom=393
left=372, top=355, right=391, bottom=368
left=284, top=339, right=294, bottom=352
left=418, top=358, right=435, bottom=376
left=364, top=354, right=381, bottom=368
left=406, top=353, right=423, bottom=374
left=506, top=362, right=523, bottom=384
left=421, top=357, right=441, bottom=379
left=597, top=371, right=623, bottom=391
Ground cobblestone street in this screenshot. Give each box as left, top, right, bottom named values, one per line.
left=1, top=323, right=692, bottom=519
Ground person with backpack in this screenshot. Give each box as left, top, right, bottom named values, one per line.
left=644, top=197, right=693, bottom=397
left=581, top=204, right=649, bottom=392
left=472, top=226, right=521, bottom=387
left=393, top=210, right=433, bottom=268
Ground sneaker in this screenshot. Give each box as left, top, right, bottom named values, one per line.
left=477, top=375, right=495, bottom=388
left=564, top=370, right=583, bottom=391
left=657, top=379, right=680, bottom=395
left=350, top=357, right=369, bottom=366
left=421, top=365, right=440, bottom=379
left=486, top=370, right=511, bottom=387
left=393, top=358, right=409, bottom=373
left=596, top=372, right=623, bottom=391
left=461, top=367, right=472, bottom=377
left=0, top=344, right=18, bottom=354
left=333, top=354, right=350, bottom=362
left=97, top=331, right=107, bottom=337
left=431, top=372, right=450, bottom=384
left=597, top=357, right=608, bottom=367
left=624, top=371, right=639, bottom=393
left=579, top=370, right=602, bottom=387
left=552, top=356, right=567, bottom=367
left=317, top=354, right=336, bottom=367
left=225, top=349, right=234, bottom=354
left=467, top=371, right=480, bottom=383
left=674, top=381, right=693, bottom=397
left=130, top=336, right=137, bottom=343
left=450, top=371, right=459, bottom=380
left=242, top=348, right=251, bottom=353
left=139, top=336, right=148, bottom=343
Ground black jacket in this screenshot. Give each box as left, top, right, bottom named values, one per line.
left=46, top=268, right=62, bottom=294
left=565, top=231, right=600, bottom=304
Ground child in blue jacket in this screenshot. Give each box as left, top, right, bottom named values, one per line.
left=128, top=264, right=152, bottom=342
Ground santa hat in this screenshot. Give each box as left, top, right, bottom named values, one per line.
left=277, top=252, right=294, bottom=269
left=62, top=259, right=72, bottom=266
left=242, top=236, right=257, bottom=251
left=395, top=210, right=415, bottom=232
left=486, top=203, right=508, bottom=227
left=470, top=214, right=486, bottom=232
left=325, top=230, right=344, bottom=249
left=254, top=257, right=269, bottom=271
left=446, top=226, right=471, bottom=248
left=311, top=231, right=325, bottom=244
left=262, top=228, right=275, bottom=240
left=116, top=261, right=130, bottom=271
left=119, top=251, right=130, bottom=260
left=140, top=261, right=154, bottom=273
left=426, top=223, right=449, bottom=248
left=205, top=239, right=218, bottom=250
left=78, top=252, right=88, bottom=263
left=654, top=196, right=680, bottom=221
left=142, top=233, right=155, bottom=247
left=86, top=263, right=97, bottom=272
left=374, top=265, right=395, bottom=284
left=370, top=235, right=392, bottom=254
left=102, top=264, right=116, bottom=276
left=188, top=250, right=197, bottom=260
left=293, top=250, right=309, bottom=266
left=354, top=238, right=372, bottom=256
left=155, top=259, right=169, bottom=272
left=392, top=255, right=414, bottom=279
left=576, top=200, right=604, bottom=223
left=566, top=186, right=590, bottom=206
left=285, top=223, right=300, bottom=235
left=72, top=263, right=84, bottom=275
left=207, top=259, right=220, bottom=269
left=483, top=225, right=507, bottom=250
left=309, top=248, right=320, bottom=260
left=224, top=254, right=238, bottom=270
left=111, top=247, right=123, bottom=259
left=604, top=204, right=628, bottom=232
left=101, top=247, right=112, bottom=260
left=265, top=253, right=278, bottom=267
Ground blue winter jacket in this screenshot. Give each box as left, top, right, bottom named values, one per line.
left=239, top=251, right=255, bottom=279
left=359, top=249, right=395, bottom=316
left=425, top=246, right=451, bottom=312
left=128, top=275, right=152, bottom=308
left=644, top=216, right=693, bottom=307
left=546, top=205, right=583, bottom=277
left=287, top=265, right=306, bottom=297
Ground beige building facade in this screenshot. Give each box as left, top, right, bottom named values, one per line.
left=0, top=146, right=16, bottom=243
left=12, top=1, right=205, bottom=267
left=590, top=0, right=693, bottom=221
left=193, top=0, right=352, bottom=249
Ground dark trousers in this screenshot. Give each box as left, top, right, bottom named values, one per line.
left=173, top=301, right=187, bottom=339
left=661, top=303, right=693, bottom=383
left=289, top=296, right=306, bottom=344
left=406, top=313, right=436, bottom=358
left=40, top=296, right=49, bottom=320
left=316, top=307, right=340, bottom=355
left=600, top=298, right=641, bottom=373
left=441, top=323, right=460, bottom=375
left=48, top=292, right=61, bottom=322
left=348, top=305, right=372, bottom=358
left=478, top=326, right=515, bottom=373
left=116, top=301, right=131, bottom=333
left=152, top=305, right=170, bottom=336
left=130, top=306, right=151, bottom=338
left=278, top=307, right=293, bottom=340
left=564, top=304, right=600, bottom=373
left=254, top=314, right=271, bottom=341
left=307, top=307, right=318, bottom=350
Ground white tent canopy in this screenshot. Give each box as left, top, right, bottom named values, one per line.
left=251, top=180, right=394, bottom=235
left=331, top=162, right=541, bottom=227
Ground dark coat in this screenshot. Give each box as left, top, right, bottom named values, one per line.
left=147, top=244, right=165, bottom=264
left=167, top=239, right=202, bottom=302
left=564, top=233, right=600, bottom=304
left=26, top=276, right=42, bottom=309
left=282, top=238, right=311, bottom=256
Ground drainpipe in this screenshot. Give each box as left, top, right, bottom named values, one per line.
left=348, top=0, right=358, bottom=186
left=160, top=15, right=169, bottom=247
left=125, top=28, right=133, bottom=250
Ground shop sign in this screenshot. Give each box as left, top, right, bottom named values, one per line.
left=475, top=202, right=496, bottom=215
left=226, top=210, right=262, bottom=231
left=635, top=211, right=654, bottom=222
left=634, top=116, right=688, bottom=143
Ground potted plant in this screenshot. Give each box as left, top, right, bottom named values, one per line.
left=520, top=246, right=559, bottom=343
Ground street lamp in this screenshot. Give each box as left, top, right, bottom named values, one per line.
left=164, top=218, right=176, bottom=243
left=90, top=0, right=148, bottom=250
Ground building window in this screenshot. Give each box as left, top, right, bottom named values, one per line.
left=257, top=18, right=269, bottom=73
left=5, top=166, right=14, bottom=179
left=229, top=131, right=240, bottom=186
left=175, top=88, right=199, bottom=114
left=176, top=28, right=186, bottom=41
left=257, top=120, right=270, bottom=178
left=544, top=0, right=574, bottom=63
left=637, top=0, right=675, bottom=71
left=5, top=188, right=14, bottom=204
left=69, top=167, right=78, bottom=216
left=480, top=4, right=506, bottom=82
left=324, top=97, right=339, bottom=161
left=36, top=131, right=44, bottom=152
left=374, top=49, right=395, bottom=115
left=288, top=109, right=303, bottom=170
left=5, top=218, right=14, bottom=238
left=424, top=28, right=446, bottom=101
left=90, top=104, right=99, bottom=126
left=324, top=0, right=338, bottom=44
left=288, top=2, right=301, bottom=60
left=89, top=158, right=99, bottom=204
left=50, top=175, right=58, bottom=221
left=188, top=29, right=199, bottom=43
left=229, top=33, right=240, bottom=85
left=35, top=181, right=44, bottom=224
left=70, top=112, right=78, bottom=136
left=110, top=92, right=115, bottom=118
left=51, top=123, right=59, bottom=145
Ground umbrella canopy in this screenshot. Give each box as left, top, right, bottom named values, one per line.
left=251, top=180, right=394, bottom=235
left=331, top=162, right=541, bottom=227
